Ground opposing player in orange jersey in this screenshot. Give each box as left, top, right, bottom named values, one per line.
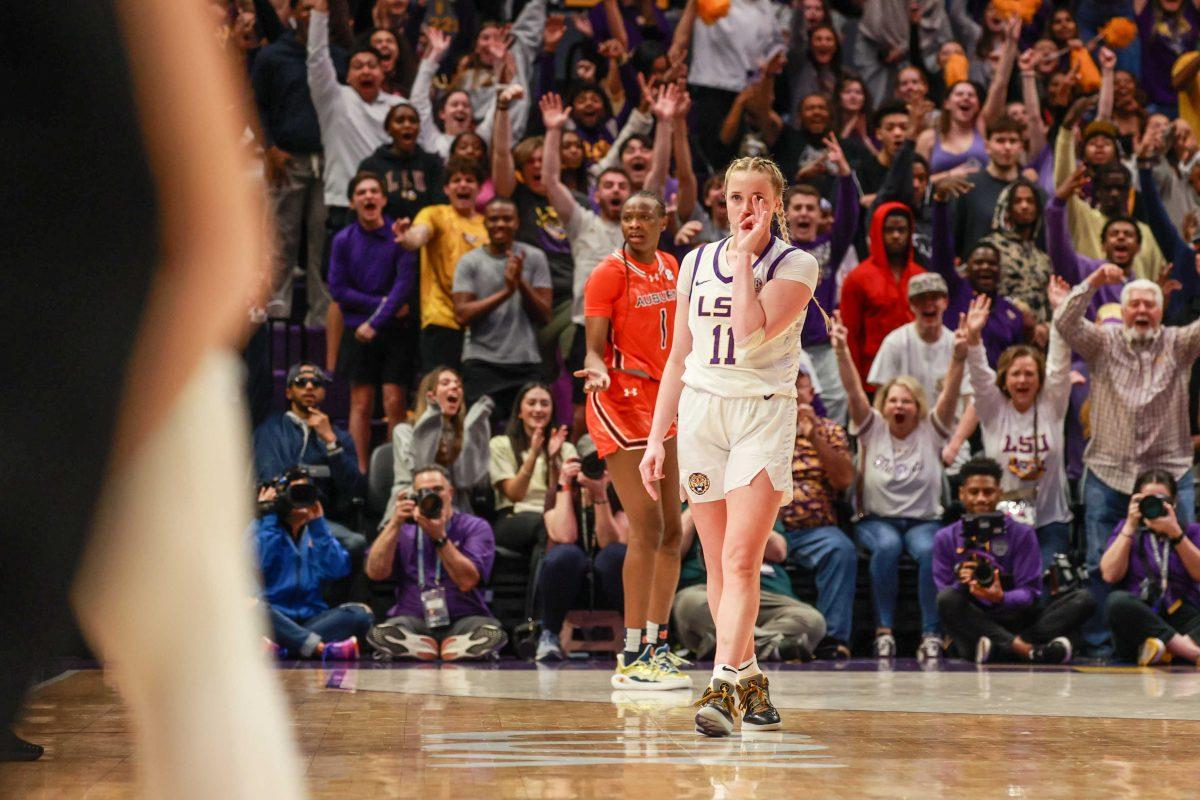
left=575, top=191, right=690, bottom=692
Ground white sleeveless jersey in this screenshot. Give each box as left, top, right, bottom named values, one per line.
left=678, top=236, right=819, bottom=398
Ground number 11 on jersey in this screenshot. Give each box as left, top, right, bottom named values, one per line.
left=709, top=325, right=735, bottom=365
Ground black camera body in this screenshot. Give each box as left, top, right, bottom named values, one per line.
left=580, top=451, right=606, bottom=480
left=1138, top=493, right=1170, bottom=521
left=1043, top=552, right=1087, bottom=595
left=258, top=466, right=319, bottom=516
left=1139, top=576, right=1164, bottom=608
left=413, top=486, right=444, bottom=519
left=955, top=512, right=1005, bottom=588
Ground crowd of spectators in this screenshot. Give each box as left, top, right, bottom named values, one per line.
left=221, top=0, right=1200, bottom=665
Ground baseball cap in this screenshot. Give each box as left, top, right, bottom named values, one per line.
left=907, top=273, right=948, bottom=300
left=1082, top=120, right=1118, bottom=143
left=286, top=362, right=330, bottom=385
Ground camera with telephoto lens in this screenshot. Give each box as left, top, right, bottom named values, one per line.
left=580, top=451, right=606, bottom=480
left=954, top=512, right=1005, bottom=588
left=413, top=486, right=444, bottom=519
left=258, top=466, right=319, bottom=516
left=1138, top=493, right=1171, bottom=521
left=1043, top=552, right=1088, bottom=596
left=1139, top=576, right=1164, bottom=608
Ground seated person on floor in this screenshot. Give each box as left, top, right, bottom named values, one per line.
left=674, top=506, right=825, bottom=662
left=252, top=362, right=367, bottom=562
left=365, top=465, right=508, bottom=661
left=254, top=468, right=373, bottom=660
left=934, top=457, right=1096, bottom=664
left=1101, top=469, right=1200, bottom=667
left=534, top=437, right=631, bottom=663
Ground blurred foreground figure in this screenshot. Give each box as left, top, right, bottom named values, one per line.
left=0, top=1, right=303, bottom=796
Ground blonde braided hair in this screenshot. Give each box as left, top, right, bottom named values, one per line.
left=723, top=156, right=789, bottom=239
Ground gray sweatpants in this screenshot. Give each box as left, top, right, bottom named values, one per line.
left=671, top=584, right=827, bottom=660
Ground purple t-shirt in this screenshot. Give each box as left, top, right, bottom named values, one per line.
left=1104, top=521, right=1200, bottom=610
left=374, top=512, right=496, bottom=620
left=1137, top=3, right=1200, bottom=107
left=932, top=517, right=1043, bottom=611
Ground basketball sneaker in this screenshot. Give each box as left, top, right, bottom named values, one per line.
left=1030, top=637, right=1073, bottom=665
left=366, top=622, right=438, bottom=661
left=736, top=674, right=781, bottom=731
left=874, top=632, right=896, bottom=659
left=611, top=648, right=673, bottom=690
left=441, top=624, right=508, bottom=662
left=535, top=629, right=564, bottom=662
left=694, top=679, right=738, bottom=737
left=321, top=636, right=360, bottom=661
left=650, top=644, right=694, bottom=690
left=1138, top=637, right=1171, bottom=666
left=917, top=635, right=943, bottom=664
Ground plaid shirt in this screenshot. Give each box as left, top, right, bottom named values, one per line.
left=779, top=417, right=850, bottom=531
left=1054, top=282, right=1200, bottom=493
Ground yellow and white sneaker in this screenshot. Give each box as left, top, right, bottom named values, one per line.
left=651, top=644, right=694, bottom=690
left=611, top=648, right=689, bottom=691
left=1138, top=637, right=1172, bottom=666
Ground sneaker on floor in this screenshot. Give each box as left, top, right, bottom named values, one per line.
left=366, top=622, right=439, bottom=661
left=775, top=634, right=813, bottom=663
left=916, top=635, right=943, bottom=664
left=694, top=680, right=738, bottom=737
left=1031, top=636, right=1073, bottom=665
left=441, top=624, right=509, bottom=662
left=535, top=629, right=564, bottom=662
left=736, top=674, right=781, bottom=731
left=975, top=636, right=993, bottom=665
left=873, top=633, right=896, bottom=659
left=648, top=644, right=694, bottom=690
left=1137, top=637, right=1170, bottom=666
left=322, top=636, right=360, bottom=661
left=612, top=648, right=671, bottom=690
left=262, top=637, right=288, bottom=660
left=813, top=636, right=852, bottom=661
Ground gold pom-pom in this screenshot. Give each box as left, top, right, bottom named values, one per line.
left=697, top=0, right=730, bottom=25
left=944, top=52, right=969, bottom=86
left=1100, top=17, right=1137, bottom=49
left=990, top=0, right=1039, bottom=24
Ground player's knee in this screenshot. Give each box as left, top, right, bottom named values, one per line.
left=721, top=549, right=761, bottom=582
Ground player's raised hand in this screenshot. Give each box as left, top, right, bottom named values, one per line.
left=732, top=195, right=770, bottom=256
left=639, top=440, right=666, bottom=500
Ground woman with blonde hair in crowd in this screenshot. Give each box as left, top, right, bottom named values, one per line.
left=831, top=310, right=966, bottom=662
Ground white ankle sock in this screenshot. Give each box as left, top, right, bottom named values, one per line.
left=737, top=655, right=761, bottom=680
left=644, top=621, right=659, bottom=646
left=712, top=664, right=738, bottom=686
left=624, top=628, right=641, bottom=655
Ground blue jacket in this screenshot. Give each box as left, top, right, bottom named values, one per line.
left=254, top=514, right=350, bottom=620
left=250, top=32, right=347, bottom=154
left=253, top=412, right=365, bottom=515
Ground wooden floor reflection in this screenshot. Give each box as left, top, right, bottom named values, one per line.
left=3, top=667, right=1198, bottom=799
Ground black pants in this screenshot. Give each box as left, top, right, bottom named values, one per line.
left=687, top=85, right=739, bottom=177
left=494, top=510, right=545, bottom=559
left=2, top=1, right=159, bottom=731
left=1106, top=591, right=1200, bottom=663
left=420, top=325, right=464, bottom=375
left=462, top=359, right=542, bottom=428
left=539, top=542, right=627, bottom=634
left=937, top=588, right=1097, bottom=661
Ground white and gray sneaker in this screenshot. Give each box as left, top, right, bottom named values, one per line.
left=535, top=629, right=565, bottom=662
left=874, top=632, right=897, bottom=659
left=975, top=636, right=993, bottom=665
left=916, top=635, right=943, bottom=663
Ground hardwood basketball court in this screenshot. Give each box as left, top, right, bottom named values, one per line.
left=4, top=661, right=1198, bottom=798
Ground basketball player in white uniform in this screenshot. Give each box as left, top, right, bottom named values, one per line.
left=640, top=157, right=819, bottom=737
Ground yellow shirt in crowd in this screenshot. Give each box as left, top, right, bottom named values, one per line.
left=412, top=204, right=487, bottom=330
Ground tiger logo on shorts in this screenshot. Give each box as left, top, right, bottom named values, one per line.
left=688, top=472, right=710, bottom=495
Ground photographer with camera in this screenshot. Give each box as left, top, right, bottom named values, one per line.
left=1101, top=469, right=1200, bottom=666
left=253, top=362, right=367, bottom=564
left=254, top=469, right=373, bottom=660
left=534, top=437, right=634, bottom=665
left=934, top=457, right=1096, bottom=664
left=365, top=465, right=507, bottom=661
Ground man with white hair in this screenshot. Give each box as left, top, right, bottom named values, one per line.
left=1055, top=262, right=1200, bottom=652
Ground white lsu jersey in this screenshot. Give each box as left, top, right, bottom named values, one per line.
left=677, top=235, right=819, bottom=398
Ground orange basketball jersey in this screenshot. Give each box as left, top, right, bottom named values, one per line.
left=582, top=249, right=678, bottom=379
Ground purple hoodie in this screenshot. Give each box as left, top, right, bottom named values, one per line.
left=933, top=516, right=1043, bottom=612
left=328, top=215, right=416, bottom=329
left=799, top=174, right=859, bottom=347
left=1045, top=196, right=1126, bottom=319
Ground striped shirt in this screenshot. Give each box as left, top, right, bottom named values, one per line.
left=1054, top=282, right=1200, bottom=493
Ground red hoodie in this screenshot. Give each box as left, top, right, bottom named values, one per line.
left=839, top=202, right=926, bottom=380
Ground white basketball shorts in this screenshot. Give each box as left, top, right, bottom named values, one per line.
left=676, top=386, right=796, bottom=506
